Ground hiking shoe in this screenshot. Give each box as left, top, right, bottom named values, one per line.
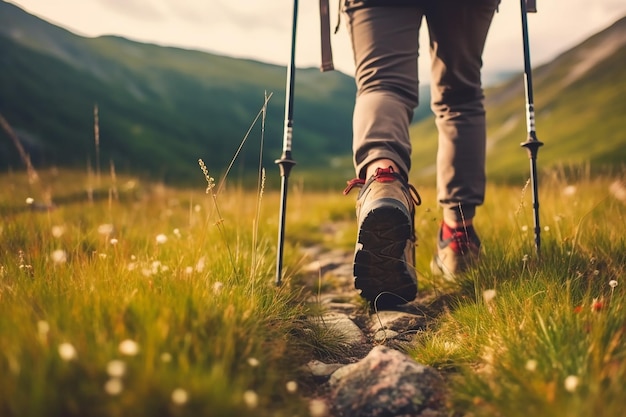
left=430, top=222, right=481, bottom=281
left=343, top=167, right=421, bottom=307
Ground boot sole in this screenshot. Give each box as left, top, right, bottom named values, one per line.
left=354, top=199, right=417, bottom=307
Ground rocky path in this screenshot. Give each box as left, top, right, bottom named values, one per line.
left=296, top=243, right=458, bottom=417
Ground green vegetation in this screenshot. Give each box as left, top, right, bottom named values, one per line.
left=1, top=4, right=625, bottom=416
left=0, top=2, right=355, bottom=184
left=410, top=169, right=626, bottom=417
left=0, top=168, right=313, bottom=416
left=410, top=16, right=626, bottom=184
left=3, top=2, right=625, bottom=186
left=1, top=163, right=624, bottom=416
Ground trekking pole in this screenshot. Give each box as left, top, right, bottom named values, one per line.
left=275, top=0, right=298, bottom=286
left=519, top=0, right=543, bottom=257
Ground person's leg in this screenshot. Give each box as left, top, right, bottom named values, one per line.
left=346, top=5, right=423, bottom=180
left=426, top=0, right=499, bottom=278
left=344, top=5, right=423, bottom=306
left=426, top=0, right=499, bottom=226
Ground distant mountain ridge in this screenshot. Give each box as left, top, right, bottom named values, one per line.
left=1, top=1, right=625, bottom=185
left=0, top=0, right=357, bottom=183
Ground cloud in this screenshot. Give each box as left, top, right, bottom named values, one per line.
left=10, top=0, right=626, bottom=77
left=95, top=0, right=166, bottom=21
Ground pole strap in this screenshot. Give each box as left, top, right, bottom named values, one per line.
left=319, top=0, right=335, bottom=72
left=526, top=0, right=537, bottom=12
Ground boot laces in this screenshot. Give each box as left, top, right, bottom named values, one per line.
left=343, top=167, right=421, bottom=206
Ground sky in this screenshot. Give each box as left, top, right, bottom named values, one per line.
left=7, top=0, right=626, bottom=83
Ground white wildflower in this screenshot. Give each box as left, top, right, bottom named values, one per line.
left=99, top=253, right=107, bottom=259
left=195, top=256, right=206, bottom=272
left=184, top=266, right=194, bottom=275
left=104, top=378, right=123, bottom=396
left=243, top=390, right=258, bottom=409
left=151, top=261, right=162, bottom=273
left=525, top=359, right=538, bottom=372
left=247, top=357, right=260, bottom=367
left=118, top=339, right=139, bottom=356
left=37, top=320, right=50, bottom=337
left=609, top=280, right=618, bottom=288
left=309, top=399, right=329, bottom=417
left=110, top=238, right=119, bottom=245
left=171, top=388, right=189, bottom=405
left=160, top=352, right=172, bottom=363
left=51, top=249, right=67, bottom=264
left=106, top=360, right=126, bottom=378
left=173, top=228, right=181, bottom=238
left=563, top=185, right=577, bottom=196
left=564, top=375, right=579, bottom=393
left=483, top=289, right=497, bottom=304
left=521, top=225, right=529, bottom=232
left=213, top=281, right=224, bottom=294
left=194, top=204, right=201, bottom=213
left=51, top=225, right=66, bottom=238
left=97, top=224, right=114, bottom=235
left=286, top=381, right=298, bottom=394
left=58, top=343, right=77, bottom=361
left=26, top=197, right=34, bottom=205
left=155, top=234, right=168, bottom=244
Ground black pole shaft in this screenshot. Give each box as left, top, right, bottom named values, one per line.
left=275, top=0, right=298, bottom=286
left=520, top=0, right=544, bottom=257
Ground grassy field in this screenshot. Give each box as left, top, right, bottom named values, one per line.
left=0, top=165, right=624, bottom=416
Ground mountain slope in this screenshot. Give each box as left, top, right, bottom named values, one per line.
left=409, top=15, right=626, bottom=183
left=2, top=1, right=625, bottom=186
left=0, top=1, right=356, bottom=183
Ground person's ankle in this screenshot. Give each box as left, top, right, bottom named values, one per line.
left=365, top=159, right=400, bottom=178
left=443, top=219, right=473, bottom=230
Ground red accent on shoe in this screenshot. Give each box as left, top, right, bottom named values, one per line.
left=343, top=178, right=365, bottom=195
left=372, top=167, right=397, bottom=183
left=441, top=222, right=477, bottom=255
left=343, top=166, right=397, bottom=195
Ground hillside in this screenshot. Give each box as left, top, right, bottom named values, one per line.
left=0, top=1, right=356, bottom=184
left=410, top=15, right=626, bottom=184
left=1, top=1, right=625, bottom=186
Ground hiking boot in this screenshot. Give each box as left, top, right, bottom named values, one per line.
left=343, top=167, right=421, bottom=307
left=430, top=222, right=481, bottom=281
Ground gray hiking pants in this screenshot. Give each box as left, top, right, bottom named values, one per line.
left=345, top=0, right=499, bottom=223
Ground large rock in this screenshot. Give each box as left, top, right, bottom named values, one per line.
left=329, top=346, right=448, bottom=417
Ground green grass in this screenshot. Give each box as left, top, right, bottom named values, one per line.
left=1, top=165, right=625, bottom=416
left=409, top=170, right=626, bottom=417
left=0, top=168, right=313, bottom=417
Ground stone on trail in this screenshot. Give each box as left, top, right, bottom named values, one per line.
left=329, top=345, right=448, bottom=417
left=309, top=312, right=365, bottom=347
